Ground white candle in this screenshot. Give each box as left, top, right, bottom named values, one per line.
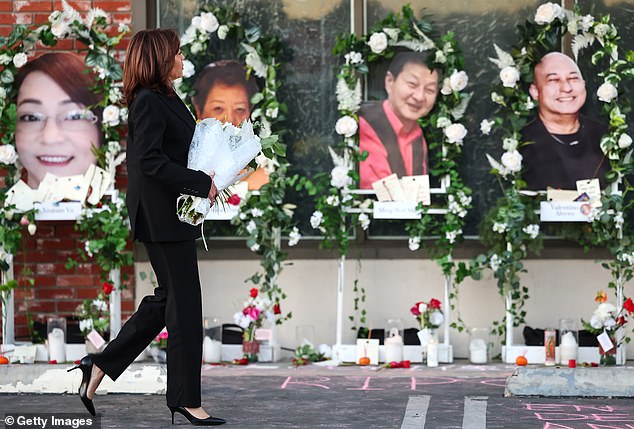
left=48, top=328, right=66, bottom=362
left=559, top=331, right=578, bottom=364
left=469, top=338, right=488, bottom=364
left=203, top=337, right=222, bottom=363
left=385, top=342, right=403, bottom=363
left=426, top=337, right=438, bottom=367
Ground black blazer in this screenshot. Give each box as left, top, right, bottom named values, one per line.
left=126, top=88, right=212, bottom=242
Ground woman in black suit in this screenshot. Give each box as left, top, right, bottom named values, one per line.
left=68, top=29, right=226, bottom=426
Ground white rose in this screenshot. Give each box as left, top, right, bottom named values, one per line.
left=444, top=123, right=467, bottom=144
left=182, top=60, right=195, bottom=78
left=501, top=150, right=522, bottom=173
left=440, top=77, right=452, bottom=96
left=435, top=50, right=446, bottom=64
left=310, top=211, right=323, bottom=229
left=358, top=213, right=370, bottom=231
left=597, top=82, right=618, bottom=103
left=367, top=32, right=388, bottom=54
left=335, top=115, right=358, bottom=137
left=191, top=16, right=202, bottom=30
left=408, top=236, right=421, bottom=251
left=217, top=25, right=229, bottom=40
left=618, top=133, right=632, bottom=149
left=13, top=53, right=28, bottom=68
left=326, top=195, right=339, bottom=206
left=502, top=137, right=518, bottom=151
left=288, top=227, right=301, bottom=247
left=534, top=2, right=563, bottom=25
left=500, top=66, right=520, bottom=88
left=102, top=105, right=120, bottom=126
left=199, top=12, right=219, bottom=33
left=0, top=54, right=11, bottom=65
left=436, top=117, right=451, bottom=128
left=429, top=311, right=444, bottom=326
left=449, top=70, right=468, bottom=92
left=51, top=21, right=69, bottom=38
left=0, top=145, right=18, bottom=165
left=344, top=51, right=363, bottom=65
left=480, top=119, right=494, bottom=135
left=330, top=165, right=351, bottom=189
left=266, top=107, right=278, bottom=119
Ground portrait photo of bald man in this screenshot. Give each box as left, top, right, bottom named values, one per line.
left=519, top=52, right=609, bottom=191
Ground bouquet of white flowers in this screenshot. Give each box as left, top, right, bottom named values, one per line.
left=177, top=118, right=262, bottom=226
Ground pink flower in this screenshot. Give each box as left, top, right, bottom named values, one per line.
left=227, top=194, right=241, bottom=206
left=247, top=306, right=261, bottom=321
left=158, top=331, right=168, bottom=340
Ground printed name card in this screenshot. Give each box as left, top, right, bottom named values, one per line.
left=373, top=201, right=421, bottom=219
left=539, top=201, right=592, bottom=222
left=34, top=202, right=83, bottom=220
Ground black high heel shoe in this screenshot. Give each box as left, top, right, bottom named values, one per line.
left=67, top=355, right=96, bottom=416
left=168, top=406, right=226, bottom=426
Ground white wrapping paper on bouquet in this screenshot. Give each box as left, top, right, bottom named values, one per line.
left=177, top=118, right=262, bottom=226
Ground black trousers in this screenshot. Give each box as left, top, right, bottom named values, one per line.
left=91, top=240, right=203, bottom=407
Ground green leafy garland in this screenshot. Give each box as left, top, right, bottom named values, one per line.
left=176, top=4, right=297, bottom=324
left=475, top=2, right=634, bottom=338
left=0, top=1, right=130, bottom=298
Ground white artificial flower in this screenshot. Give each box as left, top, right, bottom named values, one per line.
left=288, top=227, right=301, bottom=247
left=107, top=141, right=121, bottom=154
left=93, top=299, right=108, bottom=312
left=358, top=213, right=370, bottom=231
left=0, top=87, right=5, bottom=99
left=28, top=223, right=37, bottom=235
left=190, top=42, right=203, bottom=54
left=595, top=303, right=617, bottom=320
left=246, top=220, right=257, bottom=234
left=84, top=241, right=93, bottom=257
left=118, top=23, right=130, bottom=33
left=440, top=77, right=453, bottom=96
left=594, top=23, right=611, bottom=37
left=310, top=211, right=323, bottom=229
left=580, top=15, right=595, bottom=32
left=534, top=2, right=564, bottom=25
left=0, top=54, right=11, bottom=65
left=249, top=242, right=260, bottom=252
left=589, top=314, right=603, bottom=330
left=492, top=222, right=507, bottom=233
left=251, top=208, right=264, bottom=217
left=326, top=195, right=340, bottom=206
left=524, top=97, right=536, bottom=110
left=108, top=87, right=122, bottom=103
left=182, top=60, right=195, bottom=78
left=336, top=77, right=362, bottom=112
left=501, top=150, right=522, bottom=173
left=367, top=32, right=388, bottom=54
left=217, top=25, right=229, bottom=40
left=265, top=107, right=278, bottom=119
left=258, top=119, right=272, bottom=138
left=330, top=165, right=351, bottom=189
left=0, top=145, right=18, bottom=165
left=430, top=310, right=444, bottom=326
left=245, top=51, right=267, bottom=78
left=238, top=212, right=247, bottom=221
left=449, top=70, right=468, bottom=92
left=502, top=138, right=518, bottom=151
left=79, top=319, right=94, bottom=332
left=335, top=115, right=358, bottom=137
left=102, top=105, right=121, bottom=126
left=51, top=21, right=70, bottom=38
left=444, top=123, right=467, bottom=144
left=445, top=229, right=461, bottom=244
left=199, top=12, right=219, bottom=33
left=344, top=51, right=363, bottom=65
left=436, top=117, right=451, bottom=129
left=491, top=92, right=504, bottom=104
left=522, top=224, right=540, bottom=239
left=489, top=254, right=501, bottom=272
left=435, top=50, right=446, bottom=64
left=618, top=133, right=632, bottom=149
left=119, top=107, right=128, bottom=123
left=500, top=66, right=520, bottom=88
left=86, top=8, right=107, bottom=28
left=408, top=236, right=421, bottom=251
left=597, top=82, right=618, bottom=102
left=12, top=53, right=28, bottom=68
left=480, top=119, right=494, bottom=135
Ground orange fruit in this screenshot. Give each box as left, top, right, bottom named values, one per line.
left=515, top=355, right=528, bottom=366
left=0, top=356, right=9, bottom=364
left=358, top=356, right=370, bottom=366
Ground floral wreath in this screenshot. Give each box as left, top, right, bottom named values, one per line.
left=0, top=1, right=131, bottom=299
left=475, top=2, right=634, bottom=338
left=176, top=4, right=297, bottom=325
left=302, top=5, right=472, bottom=328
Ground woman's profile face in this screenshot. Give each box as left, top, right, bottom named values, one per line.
left=15, top=71, right=99, bottom=188
left=200, top=83, right=250, bottom=126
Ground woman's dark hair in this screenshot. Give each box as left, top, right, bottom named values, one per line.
left=191, top=60, right=259, bottom=114
left=123, top=28, right=180, bottom=104
left=14, top=52, right=104, bottom=145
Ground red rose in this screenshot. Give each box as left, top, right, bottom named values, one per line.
left=400, top=360, right=411, bottom=368
left=102, top=281, right=114, bottom=295
left=49, top=360, right=57, bottom=364
left=429, top=298, right=441, bottom=309
left=410, top=302, right=422, bottom=316
left=617, top=316, right=626, bottom=326
left=623, top=297, right=634, bottom=314
left=249, top=288, right=258, bottom=298
left=273, top=304, right=281, bottom=314
left=227, top=194, right=241, bottom=206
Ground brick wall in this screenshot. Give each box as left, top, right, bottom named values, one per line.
left=0, top=0, right=135, bottom=342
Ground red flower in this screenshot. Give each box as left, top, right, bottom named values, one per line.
left=273, top=304, right=281, bottom=315
left=410, top=302, right=422, bottom=316
left=429, top=298, right=441, bottom=309
left=227, top=194, right=241, bottom=206
left=623, top=297, right=634, bottom=314
left=102, top=282, right=114, bottom=295
left=400, top=360, right=411, bottom=368
left=49, top=360, right=57, bottom=364
left=617, top=316, right=626, bottom=326
left=249, top=288, right=258, bottom=298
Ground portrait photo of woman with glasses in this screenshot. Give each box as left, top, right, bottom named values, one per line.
left=14, top=52, right=104, bottom=189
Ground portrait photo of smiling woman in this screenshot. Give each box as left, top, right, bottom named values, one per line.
left=520, top=52, right=609, bottom=191
left=359, top=51, right=439, bottom=190
left=14, top=52, right=103, bottom=189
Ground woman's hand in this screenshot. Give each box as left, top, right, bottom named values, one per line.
left=208, top=172, right=219, bottom=206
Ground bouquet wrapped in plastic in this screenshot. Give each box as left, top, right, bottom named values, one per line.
left=177, top=118, right=262, bottom=225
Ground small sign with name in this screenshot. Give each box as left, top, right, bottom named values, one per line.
left=373, top=201, right=421, bottom=219
left=539, top=201, right=592, bottom=222
left=34, top=202, right=83, bottom=221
